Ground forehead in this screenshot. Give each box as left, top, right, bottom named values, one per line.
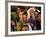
left=19, top=12, right=24, bottom=14
left=23, top=15, right=27, bottom=16
left=23, top=26, right=28, bottom=28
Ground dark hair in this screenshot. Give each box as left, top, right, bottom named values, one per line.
left=38, top=12, right=41, bottom=14
left=23, top=12, right=27, bottom=16
left=18, top=6, right=25, bottom=9
left=37, top=12, right=41, bottom=16
left=34, top=10, right=38, bottom=13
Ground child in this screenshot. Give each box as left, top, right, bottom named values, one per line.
left=21, top=25, right=29, bottom=31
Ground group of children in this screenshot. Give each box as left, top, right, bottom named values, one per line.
left=11, top=6, right=41, bottom=31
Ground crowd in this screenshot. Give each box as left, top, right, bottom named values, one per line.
left=11, top=6, right=41, bottom=31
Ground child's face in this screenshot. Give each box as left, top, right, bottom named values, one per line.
left=34, top=12, right=38, bottom=17
left=22, top=26, right=29, bottom=31
left=19, top=12, right=24, bottom=20
left=23, top=15, right=27, bottom=21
